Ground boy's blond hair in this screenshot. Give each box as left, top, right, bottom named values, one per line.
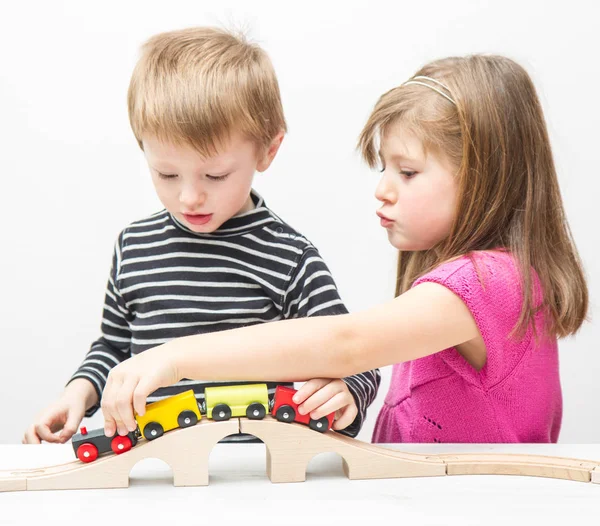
left=128, top=27, right=287, bottom=156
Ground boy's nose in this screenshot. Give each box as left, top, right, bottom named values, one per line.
left=180, top=185, right=206, bottom=209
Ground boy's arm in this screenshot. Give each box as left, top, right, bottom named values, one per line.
left=283, top=246, right=381, bottom=437
left=67, top=233, right=132, bottom=416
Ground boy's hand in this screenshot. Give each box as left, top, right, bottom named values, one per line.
left=292, top=378, right=358, bottom=431
left=101, top=346, right=180, bottom=437
left=23, top=378, right=96, bottom=444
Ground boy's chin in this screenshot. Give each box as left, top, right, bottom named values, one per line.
left=185, top=221, right=220, bottom=234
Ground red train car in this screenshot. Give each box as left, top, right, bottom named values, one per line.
left=271, top=385, right=335, bottom=432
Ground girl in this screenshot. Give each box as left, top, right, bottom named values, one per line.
left=100, top=54, right=588, bottom=443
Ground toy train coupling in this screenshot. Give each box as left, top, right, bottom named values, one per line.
left=198, top=399, right=207, bottom=415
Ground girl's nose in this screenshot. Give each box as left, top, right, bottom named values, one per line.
left=374, top=171, right=396, bottom=204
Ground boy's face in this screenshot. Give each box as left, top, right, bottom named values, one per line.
left=375, top=123, right=458, bottom=251
left=142, top=132, right=283, bottom=233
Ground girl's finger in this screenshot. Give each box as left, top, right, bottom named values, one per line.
left=115, top=379, right=139, bottom=434
left=103, top=415, right=117, bottom=437
left=102, top=374, right=122, bottom=436
left=133, top=380, right=153, bottom=417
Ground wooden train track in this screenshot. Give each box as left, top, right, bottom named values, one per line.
left=1, top=416, right=599, bottom=492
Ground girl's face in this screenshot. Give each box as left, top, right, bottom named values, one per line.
left=375, top=122, right=458, bottom=251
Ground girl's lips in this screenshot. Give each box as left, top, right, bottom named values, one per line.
left=183, top=213, right=213, bottom=226
left=377, top=211, right=394, bottom=228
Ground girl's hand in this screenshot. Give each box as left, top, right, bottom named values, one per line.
left=292, top=378, right=358, bottom=431
left=101, top=346, right=180, bottom=437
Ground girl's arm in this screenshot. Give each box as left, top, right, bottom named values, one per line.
left=101, top=282, right=480, bottom=436
left=172, top=282, right=479, bottom=380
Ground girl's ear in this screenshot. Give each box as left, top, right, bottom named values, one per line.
left=257, top=130, right=285, bottom=172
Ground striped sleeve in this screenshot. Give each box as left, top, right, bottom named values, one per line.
left=283, top=246, right=381, bottom=438
left=67, top=232, right=132, bottom=417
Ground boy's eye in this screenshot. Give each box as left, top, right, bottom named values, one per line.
left=206, top=174, right=230, bottom=181
left=158, top=172, right=178, bottom=180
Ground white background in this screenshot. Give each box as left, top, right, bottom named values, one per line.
left=0, top=0, right=597, bottom=444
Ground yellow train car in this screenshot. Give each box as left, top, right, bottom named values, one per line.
left=205, top=383, right=269, bottom=421
left=135, top=389, right=201, bottom=441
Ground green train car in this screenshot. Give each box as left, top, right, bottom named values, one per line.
left=204, top=383, right=269, bottom=421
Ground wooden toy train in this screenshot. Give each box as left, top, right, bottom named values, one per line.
left=72, top=384, right=335, bottom=463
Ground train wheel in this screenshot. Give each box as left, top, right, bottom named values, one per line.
left=212, top=404, right=232, bottom=421
left=246, top=403, right=266, bottom=420
left=177, top=410, right=198, bottom=428
left=77, top=443, right=99, bottom=463
left=143, top=422, right=164, bottom=441
left=275, top=405, right=295, bottom=423
left=111, top=435, right=133, bottom=455
left=309, top=416, right=330, bottom=433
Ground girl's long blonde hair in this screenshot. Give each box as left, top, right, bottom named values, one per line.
left=358, top=55, right=588, bottom=339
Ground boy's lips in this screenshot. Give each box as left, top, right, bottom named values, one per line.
left=183, top=213, right=213, bottom=226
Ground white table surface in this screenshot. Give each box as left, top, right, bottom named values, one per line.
left=1, top=443, right=599, bottom=525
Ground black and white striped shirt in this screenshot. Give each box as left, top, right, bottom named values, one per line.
left=69, top=191, right=380, bottom=439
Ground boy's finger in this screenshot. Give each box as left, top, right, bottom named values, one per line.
left=298, top=382, right=339, bottom=415
left=308, top=391, right=349, bottom=420
left=23, top=425, right=41, bottom=444
left=293, top=379, right=330, bottom=406
left=59, top=412, right=82, bottom=443
left=332, top=405, right=359, bottom=431
left=35, top=423, right=61, bottom=443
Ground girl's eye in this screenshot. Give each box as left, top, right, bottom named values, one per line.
left=158, top=172, right=178, bottom=180
left=206, top=174, right=230, bottom=181
left=400, top=170, right=417, bottom=178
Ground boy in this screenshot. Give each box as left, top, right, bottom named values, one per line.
left=24, top=27, right=380, bottom=444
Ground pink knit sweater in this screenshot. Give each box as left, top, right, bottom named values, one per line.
left=372, top=250, right=562, bottom=443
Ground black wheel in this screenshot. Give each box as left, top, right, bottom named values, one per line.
left=246, top=403, right=266, bottom=420
left=309, top=416, right=329, bottom=433
left=212, top=404, right=232, bottom=421
left=143, top=422, right=164, bottom=441
left=275, top=405, right=296, bottom=423
left=177, top=410, right=198, bottom=428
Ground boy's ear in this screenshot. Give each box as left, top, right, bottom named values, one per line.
left=256, top=130, right=285, bottom=172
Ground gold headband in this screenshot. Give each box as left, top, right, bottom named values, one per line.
left=401, top=75, right=456, bottom=105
